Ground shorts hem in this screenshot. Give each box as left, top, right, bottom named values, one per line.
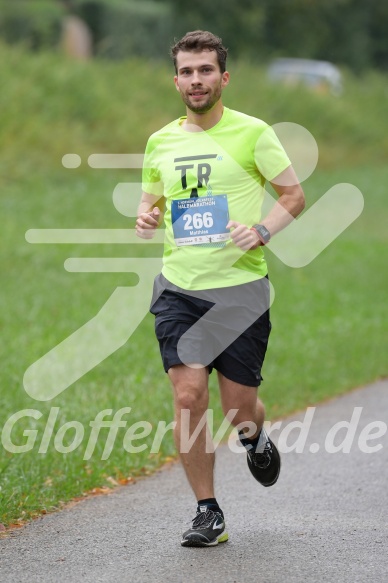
left=213, top=366, right=263, bottom=388
left=164, top=360, right=212, bottom=374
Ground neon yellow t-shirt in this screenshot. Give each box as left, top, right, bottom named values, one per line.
left=142, top=107, right=290, bottom=290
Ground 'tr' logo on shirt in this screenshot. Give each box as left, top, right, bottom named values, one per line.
left=174, top=154, right=218, bottom=190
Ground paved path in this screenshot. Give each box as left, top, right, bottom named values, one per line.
left=0, top=381, right=387, bottom=583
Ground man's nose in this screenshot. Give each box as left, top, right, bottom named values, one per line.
left=191, top=70, right=202, bottom=85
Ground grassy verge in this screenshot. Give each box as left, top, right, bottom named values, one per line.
left=0, top=45, right=387, bottom=526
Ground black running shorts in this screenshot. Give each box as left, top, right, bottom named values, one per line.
left=150, top=274, right=271, bottom=387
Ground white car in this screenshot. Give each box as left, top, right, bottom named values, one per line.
left=267, top=58, right=342, bottom=96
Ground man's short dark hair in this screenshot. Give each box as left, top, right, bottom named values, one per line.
left=170, top=30, right=228, bottom=74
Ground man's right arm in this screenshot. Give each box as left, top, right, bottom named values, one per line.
left=136, top=191, right=165, bottom=239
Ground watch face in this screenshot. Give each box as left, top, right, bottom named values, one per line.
left=255, top=224, right=270, bottom=243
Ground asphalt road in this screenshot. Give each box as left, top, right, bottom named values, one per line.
left=1, top=381, right=387, bottom=583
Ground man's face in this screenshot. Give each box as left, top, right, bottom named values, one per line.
left=174, top=50, right=229, bottom=114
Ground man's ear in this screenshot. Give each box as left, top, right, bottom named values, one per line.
left=222, top=71, right=230, bottom=88
left=174, top=75, right=180, bottom=91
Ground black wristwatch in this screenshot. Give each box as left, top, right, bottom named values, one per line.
left=251, top=224, right=271, bottom=245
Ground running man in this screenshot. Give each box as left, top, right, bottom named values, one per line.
left=136, top=30, right=305, bottom=547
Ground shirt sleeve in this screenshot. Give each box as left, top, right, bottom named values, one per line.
left=254, top=124, right=291, bottom=182
left=142, top=137, right=164, bottom=196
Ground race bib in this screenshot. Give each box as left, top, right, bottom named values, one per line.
left=171, top=195, right=230, bottom=247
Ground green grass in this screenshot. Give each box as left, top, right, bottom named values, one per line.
left=0, top=44, right=387, bottom=526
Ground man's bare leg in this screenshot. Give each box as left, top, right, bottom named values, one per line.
left=218, top=372, right=281, bottom=487
left=218, top=372, right=264, bottom=436
left=168, top=364, right=215, bottom=500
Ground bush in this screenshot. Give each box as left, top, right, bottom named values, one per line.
left=0, top=0, right=64, bottom=50
left=90, top=0, right=173, bottom=59
left=0, top=0, right=173, bottom=60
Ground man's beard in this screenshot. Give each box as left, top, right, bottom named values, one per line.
left=182, top=84, right=222, bottom=113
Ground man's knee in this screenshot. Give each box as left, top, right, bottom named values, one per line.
left=169, top=366, right=209, bottom=415
left=174, top=383, right=209, bottom=414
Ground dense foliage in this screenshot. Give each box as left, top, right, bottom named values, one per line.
left=0, top=0, right=387, bottom=71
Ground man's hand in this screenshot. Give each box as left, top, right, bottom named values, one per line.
left=226, top=221, right=261, bottom=250
left=136, top=207, right=161, bottom=239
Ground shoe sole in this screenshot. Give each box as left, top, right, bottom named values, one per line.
left=181, top=531, right=229, bottom=547
left=261, top=459, right=280, bottom=487
left=247, top=440, right=281, bottom=487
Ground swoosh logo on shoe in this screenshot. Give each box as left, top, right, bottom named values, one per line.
left=213, top=520, right=223, bottom=530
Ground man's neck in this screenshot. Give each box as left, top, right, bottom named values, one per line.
left=183, top=101, right=224, bottom=131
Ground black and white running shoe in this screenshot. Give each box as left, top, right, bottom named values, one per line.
left=181, top=507, right=228, bottom=547
left=240, top=427, right=281, bottom=487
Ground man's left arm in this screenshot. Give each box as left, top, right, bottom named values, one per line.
left=259, top=164, right=305, bottom=237
left=227, top=165, right=305, bottom=250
